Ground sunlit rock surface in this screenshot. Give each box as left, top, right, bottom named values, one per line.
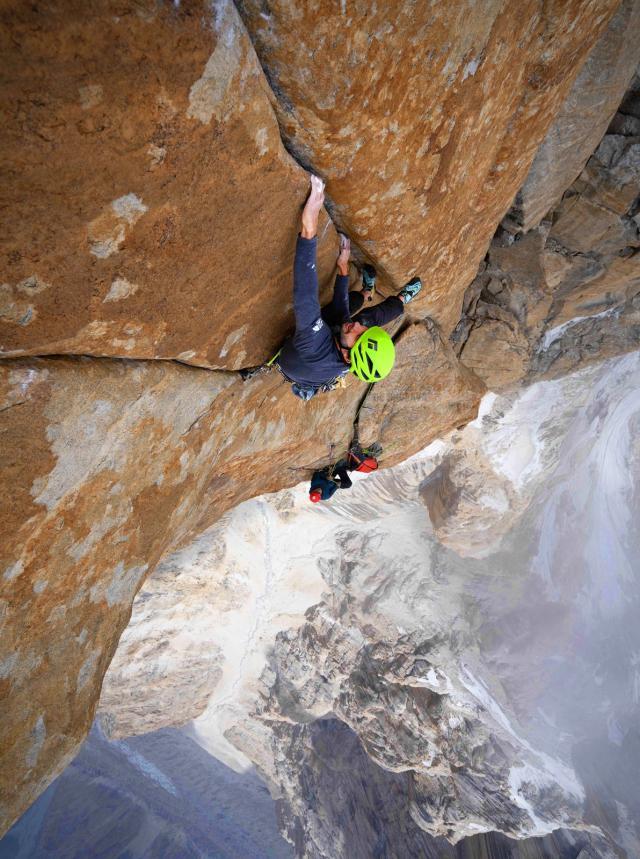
left=0, top=0, right=337, bottom=368
left=0, top=357, right=362, bottom=831
left=358, top=320, right=485, bottom=468
left=2, top=0, right=639, bottom=841
left=0, top=327, right=484, bottom=831
left=100, top=352, right=640, bottom=855
left=237, top=0, right=619, bottom=333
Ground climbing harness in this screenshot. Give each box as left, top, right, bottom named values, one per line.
left=239, top=347, right=282, bottom=382
left=240, top=347, right=347, bottom=401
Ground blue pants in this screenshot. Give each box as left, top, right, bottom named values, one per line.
left=322, top=283, right=404, bottom=330
left=278, top=237, right=405, bottom=389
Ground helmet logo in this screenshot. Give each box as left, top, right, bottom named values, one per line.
left=350, top=326, right=395, bottom=382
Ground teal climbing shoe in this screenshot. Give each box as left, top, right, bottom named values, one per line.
left=362, top=263, right=376, bottom=298
left=399, top=276, right=422, bottom=304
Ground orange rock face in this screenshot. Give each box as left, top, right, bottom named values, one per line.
left=454, top=66, right=640, bottom=390
left=359, top=321, right=485, bottom=467
left=508, top=0, right=640, bottom=231
left=0, top=330, right=485, bottom=831
left=0, top=356, right=363, bottom=830
left=0, top=0, right=336, bottom=368
left=237, top=0, right=619, bottom=333
left=0, top=0, right=631, bottom=839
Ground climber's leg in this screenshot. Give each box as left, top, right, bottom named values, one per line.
left=354, top=295, right=404, bottom=328
left=348, top=291, right=365, bottom=316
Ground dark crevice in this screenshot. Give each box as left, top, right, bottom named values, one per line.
left=181, top=407, right=213, bottom=436
left=232, top=0, right=399, bottom=290
left=0, top=400, right=26, bottom=414
left=0, top=350, right=248, bottom=377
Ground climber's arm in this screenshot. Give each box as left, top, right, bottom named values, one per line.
left=292, top=235, right=322, bottom=332
left=321, top=272, right=350, bottom=327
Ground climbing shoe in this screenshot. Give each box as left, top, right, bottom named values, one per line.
left=362, top=263, right=376, bottom=299
left=399, top=276, right=422, bottom=304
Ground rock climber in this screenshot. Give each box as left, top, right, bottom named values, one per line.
left=275, top=175, right=422, bottom=400
left=308, top=439, right=380, bottom=503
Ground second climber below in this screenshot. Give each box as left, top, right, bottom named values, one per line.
left=275, top=175, right=422, bottom=400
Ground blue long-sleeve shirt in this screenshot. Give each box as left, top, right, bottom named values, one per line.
left=277, top=235, right=404, bottom=387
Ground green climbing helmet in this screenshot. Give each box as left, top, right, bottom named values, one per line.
left=350, top=326, right=395, bottom=383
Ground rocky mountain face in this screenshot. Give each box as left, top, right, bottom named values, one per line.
left=236, top=0, right=623, bottom=335
left=508, top=0, right=640, bottom=233
left=0, top=724, right=294, bottom=859
left=0, top=724, right=614, bottom=859
left=98, top=351, right=640, bottom=857
left=453, top=64, right=640, bottom=391
left=2, top=0, right=640, bottom=849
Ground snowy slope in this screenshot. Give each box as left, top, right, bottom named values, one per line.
left=94, top=352, right=640, bottom=854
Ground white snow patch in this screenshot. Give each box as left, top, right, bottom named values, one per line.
left=540, top=306, right=620, bottom=350
left=461, top=663, right=584, bottom=822
left=468, top=391, right=499, bottom=428
left=185, top=490, right=330, bottom=772
left=414, top=666, right=452, bottom=694
left=478, top=379, right=573, bottom=492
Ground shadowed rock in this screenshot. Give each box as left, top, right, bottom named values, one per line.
left=508, top=0, right=640, bottom=231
